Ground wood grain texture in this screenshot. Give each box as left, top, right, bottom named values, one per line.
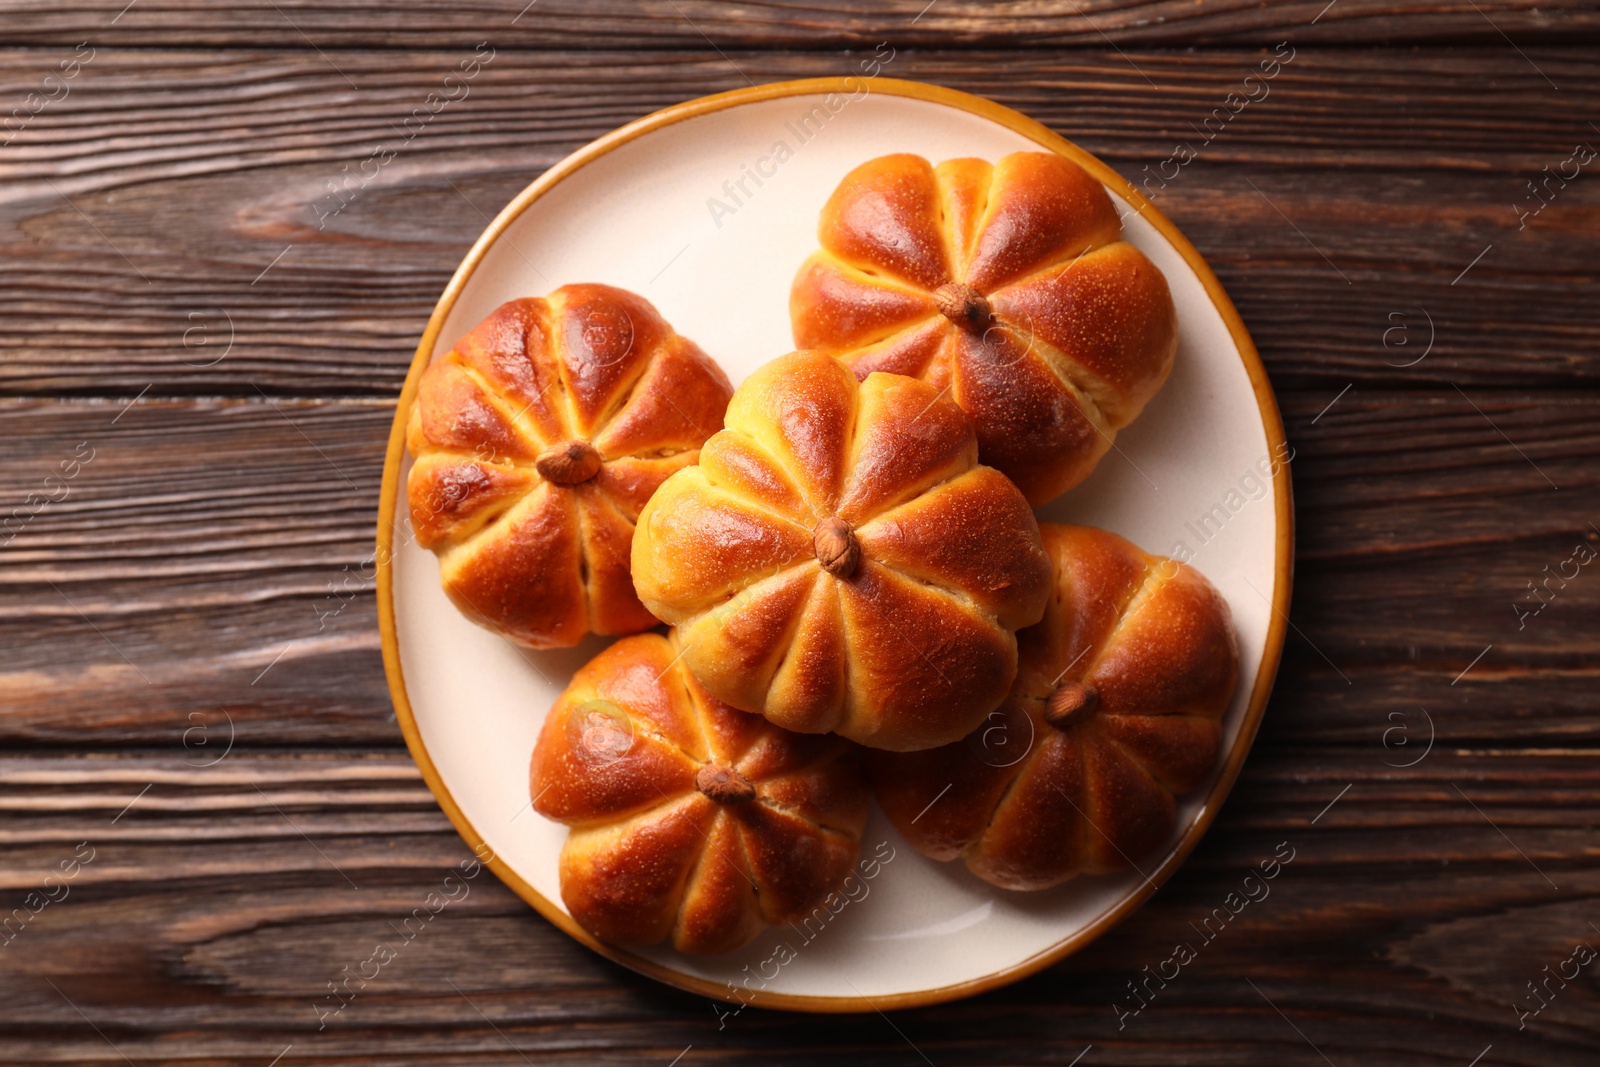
left=3, top=391, right=1596, bottom=754
left=0, top=750, right=1596, bottom=1064
left=0, top=0, right=1596, bottom=48
left=0, top=49, right=1595, bottom=397
left=2, top=6, right=1598, bottom=1063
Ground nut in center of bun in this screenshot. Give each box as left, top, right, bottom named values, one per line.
left=1043, top=681, right=1099, bottom=730
left=933, top=282, right=992, bottom=331
left=535, top=439, right=602, bottom=485
left=695, top=763, right=756, bottom=805
left=812, top=515, right=861, bottom=579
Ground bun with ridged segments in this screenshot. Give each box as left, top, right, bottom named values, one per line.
left=791, top=152, right=1177, bottom=505
left=870, top=524, right=1238, bottom=890
left=630, top=350, right=1052, bottom=752
left=405, top=284, right=732, bottom=648
left=530, top=632, right=868, bottom=954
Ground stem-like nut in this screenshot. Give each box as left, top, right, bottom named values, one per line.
left=813, top=516, right=860, bottom=579
left=1043, top=682, right=1099, bottom=730
left=933, top=282, right=992, bottom=331
left=695, top=764, right=756, bottom=805
left=535, top=439, right=602, bottom=485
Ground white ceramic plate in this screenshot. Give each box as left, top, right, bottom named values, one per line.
left=377, top=78, right=1291, bottom=1012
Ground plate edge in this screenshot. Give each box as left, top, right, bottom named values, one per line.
left=374, top=74, right=1295, bottom=1014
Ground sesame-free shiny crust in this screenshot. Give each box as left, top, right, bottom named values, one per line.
left=530, top=632, right=869, bottom=955
left=631, top=351, right=1052, bottom=751
left=791, top=152, right=1178, bottom=506
left=405, top=284, right=732, bottom=648
left=870, top=524, right=1239, bottom=890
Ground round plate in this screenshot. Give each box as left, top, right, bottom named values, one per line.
left=377, top=77, right=1291, bottom=1012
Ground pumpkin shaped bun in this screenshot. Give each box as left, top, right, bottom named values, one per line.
left=631, top=351, right=1053, bottom=752
left=870, top=525, right=1239, bottom=890
left=791, top=152, right=1177, bottom=505
left=531, top=632, right=869, bottom=954
left=406, top=285, right=732, bottom=648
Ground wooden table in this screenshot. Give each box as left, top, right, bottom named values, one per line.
left=3, top=3, right=1596, bottom=1063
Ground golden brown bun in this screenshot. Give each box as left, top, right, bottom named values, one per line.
left=870, top=524, right=1238, bottom=890
left=791, top=152, right=1177, bottom=506
left=631, top=351, right=1052, bottom=752
left=530, top=631, right=869, bottom=955
left=405, top=285, right=732, bottom=648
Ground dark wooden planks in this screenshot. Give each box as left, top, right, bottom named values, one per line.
left=0, top=396, right=385, bottom=747
left=0, top=49, right=1595, bottom=397
left=2, top=6, right=1597, bottom=1062
left=1, top=390, right=1596, bottom=749
left=0, top=0, right=1595, bottom=49
left=0, top=397, right=391, bottom=746
left=0, top=749, right=1595, bottom=1064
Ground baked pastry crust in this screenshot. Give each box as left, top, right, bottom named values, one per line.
left=870, top=524, right=1238, bottom=890
left=631, top=350, right=1052, bottom=752
left=791, top=152, right=1178, bottom=505
left=406, top=285, right=732, bottom=648
left=530, top=632, right=868, bottom=954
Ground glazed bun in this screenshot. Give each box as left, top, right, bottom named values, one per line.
left=406, top=284, right=732, bottom=648
left=871, top=524, right=1238, bottom=890
left=632, top=351, right=1052, bottom=752
left=792, top=152, right=1177, bottom=505
left=531, top=632, right=868, bottom=954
